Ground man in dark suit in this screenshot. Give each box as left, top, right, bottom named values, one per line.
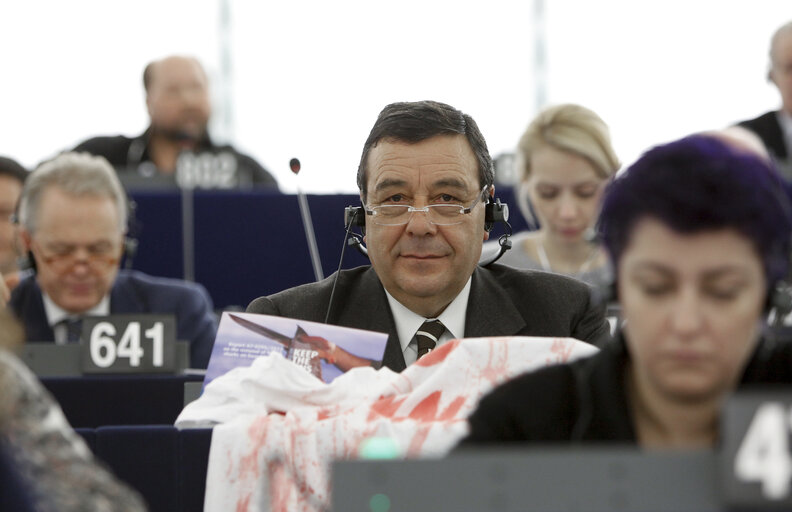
left=8, top=152, right=216, bottom=368
left=739, top=20, right=792, bottom=178
left=248, top=101, right=610, bottom=372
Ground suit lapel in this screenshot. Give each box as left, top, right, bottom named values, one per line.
left=334, top=268, right=405, bottom=372
left=464, top=267, right=527, bottom=338
left=22, top=281, right=56, bottom=342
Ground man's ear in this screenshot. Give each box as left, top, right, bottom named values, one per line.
left=145, top=94, right=154, bottom=119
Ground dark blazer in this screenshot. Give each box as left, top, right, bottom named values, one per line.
left=9, top=270, right=217, bottom=368
left=247, top=264, right=611, bottom=372
left=457, top=331, right=792, bottom=446
left=738, top=110, right=788, bottom=160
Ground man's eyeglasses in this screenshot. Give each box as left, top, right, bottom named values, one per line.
left=365, top=186, right=489, bottom=226
left=32, top=240, right=121, bottom=274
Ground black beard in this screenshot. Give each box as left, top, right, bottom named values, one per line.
left=150, top=125, right=204, bottom=144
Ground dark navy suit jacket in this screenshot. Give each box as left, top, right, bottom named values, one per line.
left=9, top=270, right=217, bottom=368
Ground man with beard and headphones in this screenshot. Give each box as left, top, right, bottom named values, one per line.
left=73, top=55, right=278, bottom=190
left=246, top=100, right=611, bottom=372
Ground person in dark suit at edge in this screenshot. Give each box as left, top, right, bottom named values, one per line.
left=247, top=100, right=611, bottom=372
left=738, top=20, right=792, bottom=179
left=8, top=152, right=217, bottom=368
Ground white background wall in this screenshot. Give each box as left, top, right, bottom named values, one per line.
left=1, top=0, right=788, bottom=193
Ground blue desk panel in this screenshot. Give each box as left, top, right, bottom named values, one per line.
left=42, top=374, right=203, bottom=429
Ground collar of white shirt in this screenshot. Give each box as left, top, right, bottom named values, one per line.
left=43, top=293, right=110, bottom=345
left=384, top=277, right=471, bottom=367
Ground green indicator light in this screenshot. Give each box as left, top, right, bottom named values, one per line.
left=369, top=493, right=391, bottom=512
left=358, top=437, right=400, bottom=459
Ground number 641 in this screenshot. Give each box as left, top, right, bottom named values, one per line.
left=89, top=321, right=165, bottom=368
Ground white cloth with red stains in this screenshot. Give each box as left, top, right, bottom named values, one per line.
left=176, top=336, right=598, bottom=512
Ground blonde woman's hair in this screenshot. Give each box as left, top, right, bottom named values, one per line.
left=517, top=103, right=620, bottom=182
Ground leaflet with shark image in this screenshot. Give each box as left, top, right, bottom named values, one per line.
left=204, top=312, right=389, bottom=387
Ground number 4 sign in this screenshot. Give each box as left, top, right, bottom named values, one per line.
left=723, top=391, right=792, bottom=508
left=80, top=314, right=177, bottom=374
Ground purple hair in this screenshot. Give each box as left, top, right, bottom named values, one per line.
left=598, top=134, right=792, bottom=284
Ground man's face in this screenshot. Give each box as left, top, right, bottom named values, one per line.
left=771, top=30, right=792, bottom=114
left=24, top=187, right=124, bottom=313
left=0, top=175, right=23, bottom=273
left=146, top=57, right=211, bottom=140
left=363, top=135, right=489, bottom=317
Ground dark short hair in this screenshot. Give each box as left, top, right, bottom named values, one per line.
left=598, top=134, right=792, bottom=285
left=0, top=156, right=28, bottom=184
left=356, top=100, right=494, bottom=202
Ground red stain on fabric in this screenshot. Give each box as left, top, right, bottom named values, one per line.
left=238, top=416, right=270, bottom=480
left=408, top=391, right=441, bottom=421
left=437, top=395, right=466, bottom=421
left=479, top=341, right=510, bottom=385
left=268, top=459, right=291, bottom=511
left=235, top=494, right=251, bottom=512
left=414, top=339, right=460, bottom=367
left=550, top=338, right=573, bottom=363
left=367, top=395, right=407, bottom=420
left=406, top=424, right=431, bottom=455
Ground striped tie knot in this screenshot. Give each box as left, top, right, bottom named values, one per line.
left=415, top=319, right=445, bottom=360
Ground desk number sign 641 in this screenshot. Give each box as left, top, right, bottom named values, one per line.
left=80, top=314, right=176, bottom=374
left=725, top=393, right=792, bottom=508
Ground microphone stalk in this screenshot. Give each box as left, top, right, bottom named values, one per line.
left=291, top=158, right=324, bottom=282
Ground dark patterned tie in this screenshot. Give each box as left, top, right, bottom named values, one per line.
left=61, top=317, right=83, bottom=343
left=415, top=319, right=445, bottom=360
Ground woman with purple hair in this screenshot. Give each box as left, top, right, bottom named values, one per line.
left=457, top=133, right=792, bottom=448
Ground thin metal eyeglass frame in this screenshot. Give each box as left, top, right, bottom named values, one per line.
left=365, top=185, right=489, bottom=226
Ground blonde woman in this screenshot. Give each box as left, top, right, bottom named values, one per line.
left=496, top=104, right=619, bottom=286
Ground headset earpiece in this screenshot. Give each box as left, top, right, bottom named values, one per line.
left=484, top=196, right=509, bottom=232
left=344, top=206, right=366, bottom=228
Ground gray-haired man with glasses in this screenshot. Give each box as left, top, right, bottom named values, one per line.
left=8, top=152, right=218, bottom=368
left=248, top=101, right=610, bottom=372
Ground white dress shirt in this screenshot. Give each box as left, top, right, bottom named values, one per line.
left=384, top=277, right=471, bottom=366
left=42, top=293, right=109, bottom=345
